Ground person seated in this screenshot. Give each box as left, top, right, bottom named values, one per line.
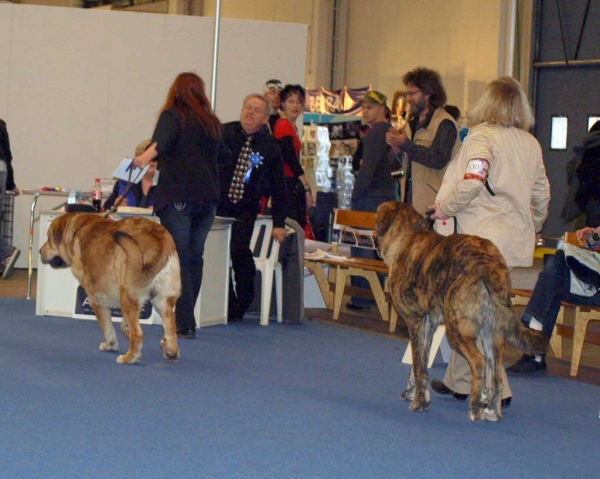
left=506, top=225, right=600, bottom=375
left=104, top=139, right=157, bottom=211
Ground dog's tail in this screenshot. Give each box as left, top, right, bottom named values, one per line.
left=490, top=286, right=549, bottom=356
left=504, top=317, right=549, bottom=356
left=113, top=231, right=167, bottom=289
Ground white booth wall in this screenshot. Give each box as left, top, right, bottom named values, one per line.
left=0, top=4, right=307, bottom=268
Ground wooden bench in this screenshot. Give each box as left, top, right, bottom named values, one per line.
left=511, top=288, right=600, bottom=376
left=304, top=209, right=398, bottom=331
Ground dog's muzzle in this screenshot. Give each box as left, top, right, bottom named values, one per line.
left=41, top=255, right=68, bottom=269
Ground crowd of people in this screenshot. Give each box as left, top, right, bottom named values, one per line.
left=5, top=67, right=600, bottom=401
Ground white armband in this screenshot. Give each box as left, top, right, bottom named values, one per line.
left=463, top=158, right=490, bottom=183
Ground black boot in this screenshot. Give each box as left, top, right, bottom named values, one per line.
left=506, top=354, right=547, bottom=376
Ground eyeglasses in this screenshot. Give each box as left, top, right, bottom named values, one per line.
left=405, top=89, right=421, bottom=97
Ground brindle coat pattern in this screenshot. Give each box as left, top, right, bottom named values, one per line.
left=40, top=213, right=181, bottom=364
left=376, top=201, right=548, bottom=421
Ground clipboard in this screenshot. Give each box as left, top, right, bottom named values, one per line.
left=112, top=157, right=150, bottom=184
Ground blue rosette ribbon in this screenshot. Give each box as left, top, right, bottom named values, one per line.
left=244, top=152, right=263, bottom=184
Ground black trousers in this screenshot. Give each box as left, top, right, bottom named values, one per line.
left=222, top=207, right=258, bottom=319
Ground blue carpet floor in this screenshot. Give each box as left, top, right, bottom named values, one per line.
left=1, top=297, right=599, bottom=479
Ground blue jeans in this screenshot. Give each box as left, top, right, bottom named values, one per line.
left=524, top=252, right=600, bottom=338
left=0, top=168, right=11, bottom=259
left=158, top=201, right=216, bottom=331
left=348, top=196, right=391, bottom=308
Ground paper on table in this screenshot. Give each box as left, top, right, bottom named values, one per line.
left=305, top=239, right=333, bottom=253
left=116, top=206, right=153, bottom=215
left=304, top=249, right=347, bottom=260
left=112, top=157, right=150, bottom=184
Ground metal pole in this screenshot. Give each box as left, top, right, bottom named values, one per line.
left=27, top=192, right=39, bottom=300
left=210, top=0, right=222, bottom=109
left=555, top=0, right=570, bottom=66
left=534, top=59, right=600, bottom=69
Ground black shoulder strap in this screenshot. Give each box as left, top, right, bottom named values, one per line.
left=485, top=179, right=496, bottom=196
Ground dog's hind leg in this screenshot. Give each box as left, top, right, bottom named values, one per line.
left=116, top=291, right=143, bottom=364
left=89, top=299, right=119, bottom=353
left=453, top=338, right=487, bottom=422
left=405, top=314, right=434, bottom=412
left=154, top=295, right=180, bottom=363
left=482, top=336, right=505, bottom=422
left=401, top=367, right=416, bottom=402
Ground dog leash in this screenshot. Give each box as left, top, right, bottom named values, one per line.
left=103, top=161, right=136, bottom=218
left=411, top=208, right=435, bottom=231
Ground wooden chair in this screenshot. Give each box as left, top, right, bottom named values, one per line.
left=310, top=209, right=397, bottom=330
left=567, top=307, right=600, bottom=376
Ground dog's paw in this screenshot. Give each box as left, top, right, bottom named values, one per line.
left=468, top=404, right=487, bottom=422
left=162, top=347, right=180, bottom=364
left=116, top=352, right=142, bottom=364
left=99, top=341, right=119, bottom=352
left=400, top=388, right=415, bottom=401
left=481, top=407, right=502, bottom=422
left=408, top=399, right=429, bottom=412
left=160, top=337, right=180, bottom=363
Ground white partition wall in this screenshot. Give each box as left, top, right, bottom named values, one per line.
left=0, top=4, right=307, bottom=268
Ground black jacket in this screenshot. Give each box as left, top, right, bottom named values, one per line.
left=0, top=119, right=16, bottom=191
left=217, top=121, right=287, bottom=228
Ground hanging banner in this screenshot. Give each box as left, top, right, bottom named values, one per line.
left=305, top=86, right=371, bottom=116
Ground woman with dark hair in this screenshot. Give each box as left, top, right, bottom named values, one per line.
left=133, top=72, right=222, bottom=339
left=272, top=84, right=313, bottom=227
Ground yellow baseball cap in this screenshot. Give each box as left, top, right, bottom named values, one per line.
left=360, top=90, right=388, bottom=107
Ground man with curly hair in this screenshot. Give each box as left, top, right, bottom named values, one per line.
left=386, top=67, right=461, bottom=215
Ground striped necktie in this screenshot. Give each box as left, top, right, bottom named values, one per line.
left=228, top=134, right=253, bottom=204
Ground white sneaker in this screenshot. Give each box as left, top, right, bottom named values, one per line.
left=2, top=247, right=20, bottom=279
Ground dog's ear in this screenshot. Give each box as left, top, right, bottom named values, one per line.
left=376, top=201, right=399, bottom=238
left=397, top=202, right=426, bottom=230
left=50, top=217, right=65, bottom=246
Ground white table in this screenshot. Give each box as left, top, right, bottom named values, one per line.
left=35, top=210, right=233, bottom=328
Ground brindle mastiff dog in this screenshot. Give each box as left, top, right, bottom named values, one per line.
left=376, top=201, right=548, bottom=421
left=40, top=213, right=181, bottom=364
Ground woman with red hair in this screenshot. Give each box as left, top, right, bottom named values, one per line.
left=133, top=72, right=222, bottom=339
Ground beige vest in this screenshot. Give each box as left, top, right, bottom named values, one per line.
left=409, top=107, right=461, bottom=215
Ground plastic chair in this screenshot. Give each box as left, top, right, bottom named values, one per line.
left=251, top=216, right=283, bottom=326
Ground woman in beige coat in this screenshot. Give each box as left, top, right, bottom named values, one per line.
left=427, top=76, right=551, bottom=406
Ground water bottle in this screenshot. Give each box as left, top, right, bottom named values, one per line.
left=92, top=178, right=102, bottom=212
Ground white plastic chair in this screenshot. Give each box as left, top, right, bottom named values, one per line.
left=251, top=216, right=284, bottom=326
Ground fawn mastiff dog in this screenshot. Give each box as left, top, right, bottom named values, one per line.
left=40, top=213, right=181, bottom=364
left=376, top=201, right=548, bottom=421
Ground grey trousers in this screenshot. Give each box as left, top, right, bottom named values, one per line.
left=441, top=268, right=515, bottom=399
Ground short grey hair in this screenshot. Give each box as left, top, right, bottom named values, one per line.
left=242, top=93, right=273, bottom=116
